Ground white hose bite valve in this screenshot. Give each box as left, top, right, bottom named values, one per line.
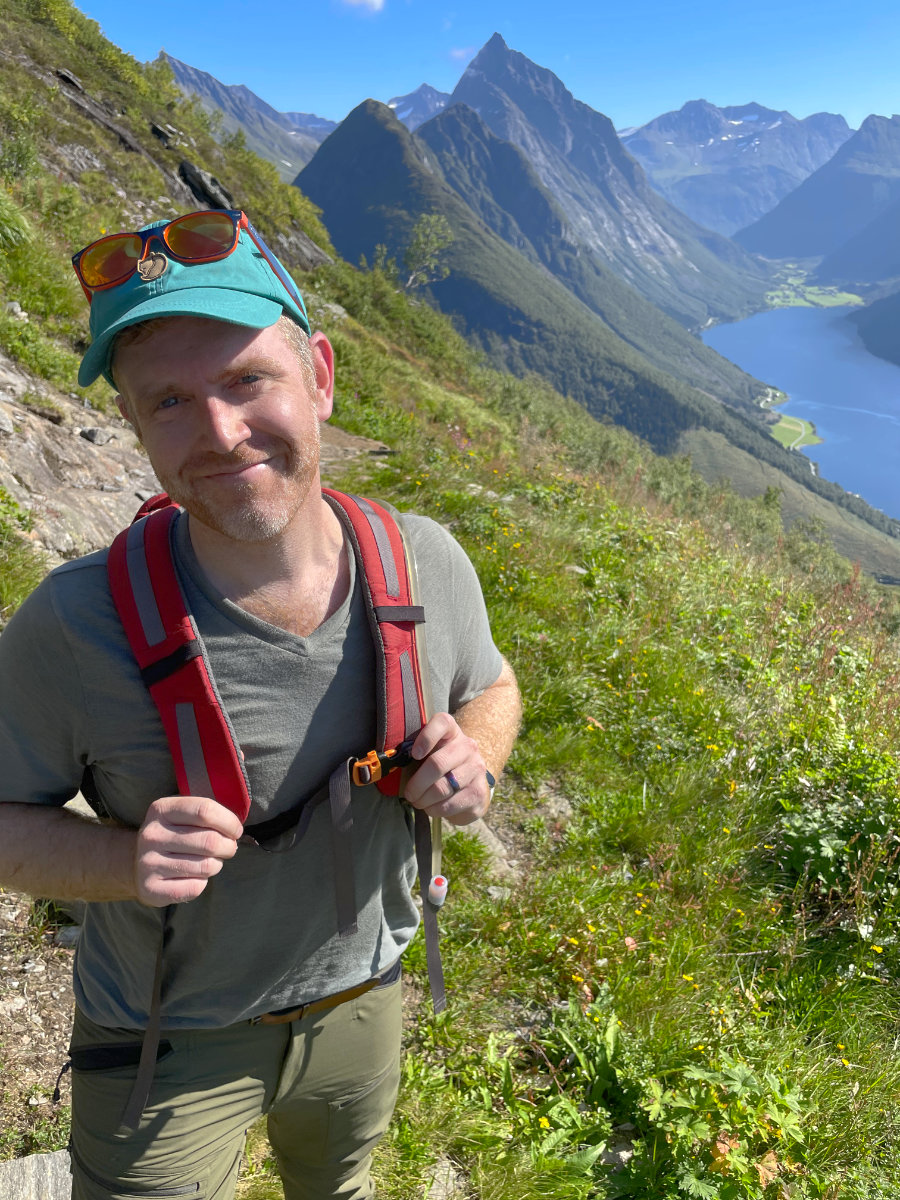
left=428, top=875, right=449, bottom=907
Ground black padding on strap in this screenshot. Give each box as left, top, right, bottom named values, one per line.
left=373, top=605, right=425, bottom=624
left=140, top=641, right=203, bottom=688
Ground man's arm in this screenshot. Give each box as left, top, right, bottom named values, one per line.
left=403, top=656, right=522, bottom=826
left=0, top=797, right=242, bottom=906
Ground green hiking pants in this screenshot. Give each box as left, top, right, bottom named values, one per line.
left=67, top=977, right=402, bottom=1200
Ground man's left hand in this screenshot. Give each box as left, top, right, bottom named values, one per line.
left=403, top=712, right=492, bottom=826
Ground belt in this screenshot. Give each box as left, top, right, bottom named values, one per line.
left=250, top=961, right=400, bottom=1026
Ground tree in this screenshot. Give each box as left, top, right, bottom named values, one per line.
left=402, top=214, right=453, bottom=291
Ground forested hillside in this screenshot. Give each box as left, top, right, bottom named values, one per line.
left=2, top=4, right=900, bottom=1197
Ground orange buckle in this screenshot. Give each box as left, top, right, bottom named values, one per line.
left=351, top=737, right=417, bottom=787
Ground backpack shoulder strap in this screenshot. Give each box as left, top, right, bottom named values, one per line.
left=322, top=489, right=429, bottom=797
left=106, top=502, right=252, bottom=823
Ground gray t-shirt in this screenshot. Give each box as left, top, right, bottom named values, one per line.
left=0, top=511, right=501, bottom=1028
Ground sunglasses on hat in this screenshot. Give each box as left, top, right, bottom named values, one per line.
left=71, top=209, right=306, bottom=316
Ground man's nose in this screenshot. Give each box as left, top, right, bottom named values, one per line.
left=197, top=395, right=251, bottom=451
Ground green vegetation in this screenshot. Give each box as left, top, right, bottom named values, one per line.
left=402, top=212, right=454, bottom=291
left=0, top=488, right=45, bottom=626
left=770, top=414, right=822, bottom=450
left=2, top=3, right=900, bottom=1194
left=766, top=265, right=863, bottom=309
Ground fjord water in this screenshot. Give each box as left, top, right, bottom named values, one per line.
left=702, top=306, right=900, bottom=519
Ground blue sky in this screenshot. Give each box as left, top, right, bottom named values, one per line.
left=75, top=0, right=899, bottom=131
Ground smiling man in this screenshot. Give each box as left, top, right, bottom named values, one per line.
left=0, top=210, right=521, bottom=1199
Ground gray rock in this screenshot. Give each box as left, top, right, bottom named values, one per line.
left=79, top=427, right=114, bottom=446
left=446, top=817, right=520, bottom=880
left=536, top=783, right=574, bottom=825
left=0, top=1150, right=72, bottom=1199
left=0, top=407, right=13, bottom=435
left=52, top=926, right=81, bottom=948
left=271, top=227, right=332, bottom=272
left=178, top=161, right=235, bottom=210
left=423, top=1155, right=466, bottom=1199
left=55, top=67, right=83, bottom=92
left=599, top=1137, right=635, bottom=1170
left=57, top=144, right=103, bottom=175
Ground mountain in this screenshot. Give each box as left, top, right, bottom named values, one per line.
left=851, top=290, right=900, bottom=366
left=161, top=53, right=336, bottom=182
left=387, top=84, right=450, bottom=131
left=735, top=114, right=900, bottom=259
left=446, top=34, right=770, bottom=330
left=416, top=102, right=765, bottom=407
left=621, top=100, right=851, bottom=236
left=815, top=190, right=900, bottom=286
left=295, top=95, right=900, bottom=550
left=298, top=100, right=783, bottom=448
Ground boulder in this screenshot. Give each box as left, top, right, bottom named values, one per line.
left=0, top=1150, right=71, bottom=1199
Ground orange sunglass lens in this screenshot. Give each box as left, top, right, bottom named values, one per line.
left=79, top=234, right=143, bottom=288
left=165, top=212, right=238, bottom=260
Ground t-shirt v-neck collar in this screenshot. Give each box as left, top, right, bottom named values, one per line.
left=172, top=511, right=357, bottom=653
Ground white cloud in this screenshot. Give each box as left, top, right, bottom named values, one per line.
left=449, top=45, right=475, bottom=61
left=342, top=0, right=385, bottom=10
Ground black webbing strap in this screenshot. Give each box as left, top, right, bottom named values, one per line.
left=372, top=605, right=425, bottom=624
left=329, top=761, right=358, bottom=938
left=119, top=905, right=171, bottom=1135
left=414, top=808, right=446, bottom=1013
left=139, top=640, right=203, bottom=688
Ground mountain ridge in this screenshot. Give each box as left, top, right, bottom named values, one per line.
left=448, top=34, right=770, bottom=330
left=161, top=52, right=335, bottom=182
left=621, top=99, right=851, bottom=235
left=735, top=114, right=900, bottom=259
left=416, top=101, right=767, bottom=407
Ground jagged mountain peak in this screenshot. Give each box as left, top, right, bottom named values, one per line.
left=386, top=83, right=450, bottom=132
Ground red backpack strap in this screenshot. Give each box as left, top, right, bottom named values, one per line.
left=106, top=504, right=252, bottom=824
left=323, top=489, right=429, bottom=796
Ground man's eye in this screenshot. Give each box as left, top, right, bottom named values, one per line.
left=238, top=373, right=262, bottom=386
left=158, top=396, right=180, bottom=410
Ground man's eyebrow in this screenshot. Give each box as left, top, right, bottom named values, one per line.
left=212, top=354, right=286, bottom=383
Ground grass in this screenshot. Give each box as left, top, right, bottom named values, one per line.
left=770, top=414, right=822, bottom=450
left=0, top=489, right=46, bottom=627
left=766, top=265, right=863, bottom=309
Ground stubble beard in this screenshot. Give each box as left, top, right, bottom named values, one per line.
left=157, top=426, right=321, bottom=543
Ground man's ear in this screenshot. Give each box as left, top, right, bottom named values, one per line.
left=116, top=395, right=139, bottom=437
left=309, top=331, right=335, bottom=421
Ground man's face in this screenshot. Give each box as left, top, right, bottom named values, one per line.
left=114, top=317, right=331, bottom=543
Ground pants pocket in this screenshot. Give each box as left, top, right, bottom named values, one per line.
left=71, top=1145, right=205, bottom=1198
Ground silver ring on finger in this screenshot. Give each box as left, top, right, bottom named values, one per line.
left=445, top=771, right=462, bottom=794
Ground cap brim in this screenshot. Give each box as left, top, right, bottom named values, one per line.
left=78, top=288, right=286, bottom=388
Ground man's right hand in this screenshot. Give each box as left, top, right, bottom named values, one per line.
left=135, top=796, right=243, bottom=907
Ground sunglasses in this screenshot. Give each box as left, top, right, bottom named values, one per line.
left=71, top=209, right=307, bottom=320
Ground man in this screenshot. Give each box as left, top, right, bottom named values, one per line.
left=0, top=210, right=521, bottom=1199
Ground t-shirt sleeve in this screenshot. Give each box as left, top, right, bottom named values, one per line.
left=401, top=515, right=503, bottom=713
left=0, top=572, right=90, bottom=806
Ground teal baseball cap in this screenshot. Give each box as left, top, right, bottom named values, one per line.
left=75, top=210, right=311, bottom=388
